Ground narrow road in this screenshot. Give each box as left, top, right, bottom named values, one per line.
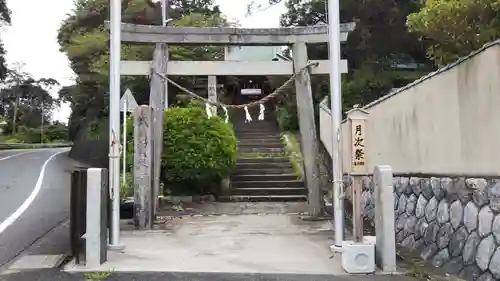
left=0, top=148, right=72, bottom=268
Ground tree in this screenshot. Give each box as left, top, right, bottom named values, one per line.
left=57, top=0, right=227, bottom=140
left=0, top=69, right=59, bottom=132
left=407, top=0, right=500, bottom=66
left=0, top=0, right=11, bottom=80
left=272, top=0, right=431, bottom=116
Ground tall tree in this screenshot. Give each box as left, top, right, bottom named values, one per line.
left=0, top=69, right=59, bottom=132
left=0, top=0, right=11, bottom=80
left=407, top=0, right=500, bottom=66
left=57, top=0, right=227, bottom=140
left=273, top=0, right=432, bottom=112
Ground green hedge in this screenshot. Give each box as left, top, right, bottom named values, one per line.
left=124, top=106, right=237, bottom=196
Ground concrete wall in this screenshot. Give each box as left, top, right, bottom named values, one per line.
left=320, top=42, right=500, bottom=176
left=318, top=41, right=500, bottom=280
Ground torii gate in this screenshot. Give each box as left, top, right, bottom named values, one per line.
left=112, top=22, right=355, bottom=226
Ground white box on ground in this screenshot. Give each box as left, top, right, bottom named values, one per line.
left=341, top=240, right=375, bottom=274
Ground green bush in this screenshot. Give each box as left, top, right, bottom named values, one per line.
left=162, top=107, right=237, bottom=194
left=5, top=137, right=22, bottom=143
left=276, top=103, right=299, bottom=131
left=124, top=106, right=237, bottom=195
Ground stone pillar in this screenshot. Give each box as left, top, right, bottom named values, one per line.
left=86, top=168, right=109, bottom=267
left=149, top=43, right=167, bottom=216
left=374, top=165, right=397, bottom=273
left=133, top=105, right=154, bottom=229
left=292, top=42, right=322, bottom=216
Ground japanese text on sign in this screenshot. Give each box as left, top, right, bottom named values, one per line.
left=351, top=120, right=366, bottom=173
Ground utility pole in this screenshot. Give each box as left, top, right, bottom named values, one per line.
left=327, top=0, right=345, bottom=252
left=108, top=0, right=123, bottom=250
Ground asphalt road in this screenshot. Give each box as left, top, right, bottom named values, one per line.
left=0, top=148, right=72, bottom=268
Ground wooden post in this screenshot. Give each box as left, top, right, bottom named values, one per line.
left=346, top=105, right=369, bottom=242
left=133, top=105, right=153, bottom=229
left=208, top=75, right=217, bottom=115
left=292, top=42, right=322, bottom=216
left=149, top=43, right=167, bottom=217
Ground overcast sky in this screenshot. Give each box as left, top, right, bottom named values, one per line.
left=2, top=0, right=286, bottom=123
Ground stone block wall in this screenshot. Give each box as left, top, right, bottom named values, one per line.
left=349, top=176, right=500, bottom=281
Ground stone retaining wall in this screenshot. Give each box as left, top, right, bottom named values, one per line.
left=348, top=175, right=500, bottom=281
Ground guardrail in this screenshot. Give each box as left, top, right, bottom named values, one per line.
left=0, top=143, right=72, bottom=150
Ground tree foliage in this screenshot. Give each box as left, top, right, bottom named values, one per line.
left=407, top=0, right=500, bottom=66
left=0, top=69, right=60, bottom=132
left=58, top=0, right=227, bottom=140
left=0, top=0, right=11, bottom=80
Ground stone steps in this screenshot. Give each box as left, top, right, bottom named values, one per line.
left=228, top=118, right=306, bottom=202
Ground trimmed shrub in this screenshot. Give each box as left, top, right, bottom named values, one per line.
left=162, top=107, right=237, bottom=194
left=124, top=106, right=237, bottom=195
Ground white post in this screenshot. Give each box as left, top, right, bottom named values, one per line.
left=109, top=0, right=123, bottom=249
left=374, top=165, right=396, bottom=273
left=327, top=0, right=344, bottom=251
left=161, top=0, right=169, bottom=109
left=208, top=75, right=217, bottom=116
left=122, top=99, right=127, bottom=188
left=86, top=168, right=109, bottom=267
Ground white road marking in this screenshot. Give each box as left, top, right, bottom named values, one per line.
left=0, top=151, right=33, bottom=161
left=0, top=150, right=69, bottom=234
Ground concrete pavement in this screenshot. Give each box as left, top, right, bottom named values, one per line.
left=0, top=149, right=72, bottom=269
left=0, top=270, right=420, bottom=281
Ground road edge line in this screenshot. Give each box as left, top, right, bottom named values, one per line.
left=0, top=150, right=69, bottom=234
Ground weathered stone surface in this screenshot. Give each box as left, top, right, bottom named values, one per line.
left=421, top=178, right=434, bottom=199
left=463, top=232, right=480, bottom=265
left=464, top=201, right=479, bottom=233
left=394, top=193, right=399, bottom=211
left=362, top=176, right=372, bottom=191
left=396, top=229, right=405, bottom=243
left=437, top=199, right=450, bottom=225
left=423, top=221, right=439, bottom=245
left=468, top=178, right=489, bottom=207
left=404, top=216, right=418, bottom=236
left=478, top=205, right=494, bottom=238
left=450, top=200, right=464, bottom=230
left=477, top=272, right=495, bottom=281
left=396, top=214, right=407, bottom=231
left=442, top=177, right=457, bottom=201
left=415, top=195, right=428, bottom=219
left=409, top=177, right=421, bottom=196
left=489, top=247, right=500, bottom=279
left=425, top=197, right=438, bottom=222
left=458, top=265, right=482, bottom=281
left=450, top=226, right=468, bottom=257
left=398, top=194, right=407, bottom=215
left=406, top=194, right=417, bottom=215
left=401, top=234, right=416, bottom=249
left=415, top=218, right=428, bottom=239
left=394, top=177, right=403, bottom=195
left=476, top=235, right=496, bottom=271
left=455, top=177, right=473, bottom=203
left=421, top=243, right=438, bottom=260
left=493, top=215, right=500, bottom=244
left=414, top=238, right=425, bottom=253
left=488, top=181, right=500, bottom=213
left=432, top=248, right=450, bottom=267
left=442, top=257, right=464, bottom=275
left=437, top=222, right=453, bottom=249
left=401, top=177, right=412, bottom=195
left=432, top=177, right=445, bottom=200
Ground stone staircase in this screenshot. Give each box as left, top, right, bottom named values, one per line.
left=226, top=111, right=307, bottom=202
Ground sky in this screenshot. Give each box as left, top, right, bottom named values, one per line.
left=2, top=0, right=286, bottom=123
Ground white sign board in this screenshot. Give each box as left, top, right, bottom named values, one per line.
left=241, top=88, right=262, bottom=95
left=120, top=88, right=139, bottom=112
